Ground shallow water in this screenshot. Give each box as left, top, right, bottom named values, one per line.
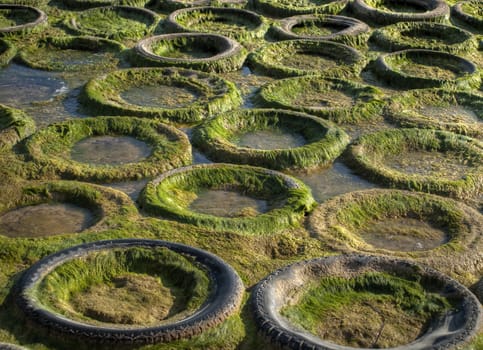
left=106, top=178, right=149, bottom=201
left=120, top=85, right=199, bottom=109
left=0, top=203, right=94, bottom=237
left=44, top=49, right=116, bottom=68
left=419, top=105, right=480, bottom=124
left=232, top=128, right=307, bottom=150
left=281, top=52, right=338, bottom=72
left=71, top=135, right=152, bottom=165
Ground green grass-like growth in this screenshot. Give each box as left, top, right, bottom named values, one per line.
left=451, top=0, right=483, bottom=33
left=385, top=88, right=482, bottom=137
left=0, top=4, right=47, bottom=35
left=346, top=128, right=483, bottom=200
left=256, top=76, right=385, bottom=124
left=192, top=108, right=350, bottom=170
left=34, top=246, right=210, bottom=326
left=139, top=163, right=316, bottom=235
left=80, top=67, right=242, bottom=124
left=0, top=103, right=35, bottom=151
left=25, top=116, right=192, bottom=183
left=0, top=39, right=15, bottom=66
left=252, top=0, right=349, bottom=18
left=63, top=0, right=150, bottom=10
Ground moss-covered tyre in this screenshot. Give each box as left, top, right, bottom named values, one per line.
left=25, top=116, right=191, bottom=183
left=0, top=180, right=138, bottom=238
left=308, top=189, right=482, bottom=279
left=63, top=0, right=149, bottom=10
left=345, top=128, right=483, bottom=200
left=371, top=49, right=480, bottom=90
left=451, top=1, right=483, bottom=33
left=256, top=76, right=385, bottom=124
left=16, top=35, right=124, bottom=72
left=252, top=254, right=482, bottom=350
left=65, top=6, right=158, bottom=42
left=349, top=0, right=450, bottom=26
left=248, top=39, right=365, bottom=79
left=158, top=0, right=247, bottom=11
left=270, top=14, right=370, bottom=47
left=0, top=344, right=27, bottom=350
left=252, top=0, right=348, bottom=17
left=131, top=33, right=247, bottom=73
left=15, top=239, right=244, bottom=344
left=0, top=39, right=15, bottom=66
left=80, top=67, right=242, bottom=123
left=139, top=163, right=316, bottom=235
left=192, top=109, right=349, bottom=170
left=0, top=103, right=35, bottom=151
left=385, top=88, right=482, bottom=138
left=164, top=6, right=268, bottom=41
left=0, top=4, right=47, bottom=35
left=370, top=21, right=477, bottom=54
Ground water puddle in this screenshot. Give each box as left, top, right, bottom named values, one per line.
left=71, top=135, right=152, bottom=165
left=418, top=105, right=480, bottom=124
left=120, top=85, right=199, bottom=109
left=106, top=178, right=149, bottom=201
left=40, top=49, right=117, bottom=69
left=0, top=203, right=95, bottom=237
left=281, top=52, right=338, bottom=71
left=232, top=128, right=306, bottom=150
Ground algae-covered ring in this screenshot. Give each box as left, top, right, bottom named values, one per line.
left=192, top=109, right=350, bottom=170
left=270, top=15, right=370, bottom=47
left=256, top=76, right=385, bottom=124
left=0, top=344, right=28, bottom=350
left=16, top=239, right=244, bottom=344
left=25, top=116, right=191, bottom=183
left=252, top=254, right=482, bottom=350
left=133, top=33, right=247, bottom=73
left=139, top=163, right=316, bottom=235
left=372, top=49, right=480, bottom=89
left=452, top=1, right=483, bottom=32
left=63, top=0, right=149, bottom=10
left=385, top=88, right=482, bottom=138
left=252, top=0, right=348, bottom=17
left=346, top=128, right=483, bottom=200
left=0, top=39, right=16, bottom=67
left=81, top=67, right=241, bottom=123
left=165, top=7, right=268, bottom=41
left=159, top=0, right=247, bottom=11
left=0, top=4, right=47, bottom=34
left=0, top=103, right=35, bottom=150
left=370, top=22, right=477, bottom=54
left=349, top=0, right=449, bottom=25
left=248, top=39, right=365, bottom=79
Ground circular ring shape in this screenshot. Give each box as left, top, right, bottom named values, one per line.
left=0, top=39, right=15, bottom=67
left=270, top=14, right=370, bottom=47
left=451, top=1, right=483, bottom=33
left=132, top=33, right=247, bottom=73
left=158, top=0, right=247, bottom=11
left=0, top=4, right=47, bottom=34
left=139, top=163, right=316, bottom=235
left=256, top=76, right=385, bottom=124
left=65, top=6, right=158, bottom=41
left=385, top=88, right=482, bottom=138
left=252, top=254, right=482, bottom=350
left=252, top=0, right=348, bottom=17
left=349, top=0, right=449, bottom=25
left=25, top=116, right=192, bottom=183
left=165, top=7, right=268, bottom=41
left=248, top=39, right=365, bottom=79
left=308, top=189, right=482, bottom=277
left=0, top=344, right=28, bottom=350
left=346, top=128, right=483, bottom=200
left=16, top=238, right=244, bottom=344
left=63, top=0, right=149, bottom=10
left=371, top=21, right=478, bottom=54
left=371, top=49, right=480, bottom=89
left=17, top=35, right=124, bottom=72
left=80, top=67, right=242, bottom=124
left=191, top=109, right=350, bottom=170
left=0, top=103, right=35, bottom=150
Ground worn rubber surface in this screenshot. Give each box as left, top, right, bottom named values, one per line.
left=0, top=4, right=47, bottom=34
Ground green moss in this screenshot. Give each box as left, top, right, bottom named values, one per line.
left=0, top=39, right=15, bottom=66
left=63, top=0, right=150, bottom=10
left=461, top=1, right=482, bottom=19
left=252, top=0, right=348, bottom=18
left=0, top=103, right=35, bottom=151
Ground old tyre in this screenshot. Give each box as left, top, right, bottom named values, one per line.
left=451, top=1, right=483, bottom=33
left=0, top=39, right=15, bottom=67
left=252, top=0, right=348, bottom=17
left=0, top=103, right=35, bottom=151
left=0, top=4, right=47, bottom=34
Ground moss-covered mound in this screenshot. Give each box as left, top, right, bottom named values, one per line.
left=371, top=49, right=480, bottom=90
left=164, top=6, right=268, bottom=41
left=256, top=76, right=385, bottom=124
left=0, top=103, right=35, bottom=151
left=16, top=239, right=244, bottom=344
left=252, top=255, right=481, bottom=350
left=349, top=0, right=450, bottom=26
left=139, top=163, right=316, bottom=235
left=17, top=35, right=124, bottom=72
left=451, top=1, right=483, bottom=33
left=65, top=6, right=158, bottom=42
left=252, top=0, right=348, bottom=18
left=192, top=109, right=349, bottom=170
left=346, top=128, right=483, bottom=200
left=0, top=4, right=47, bottom=35
left=131, top=33, right=247, bottom=73
left=0, top=39, right=15, bottom=66
left=63, top=0, right=149, bottom=10
left=270, top=14, right=370, bottom=47
left=158, top=0, right=247, bottom=11
left=371, top=22, right=477, bottom=54
left=385, top=88, right=482, bottom=137
left=25, top=116, right=191, bottom=183
left=248, top=39, right=365, bottom=78
left=80, top=67, right=242, bottom=123
left=308, top=189, right=482, bottom=277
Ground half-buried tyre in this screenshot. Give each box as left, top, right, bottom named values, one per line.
left=252, top=0, right=348, bottom=18
left=0, top=39, right=15, bottom=67
left=0, top=4, right=47, bottom=35
left=0, top=103, right=35, bottom=151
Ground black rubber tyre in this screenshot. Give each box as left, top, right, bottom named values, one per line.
left=252, top=254, right=482, bottom=350
left=252, top=0, right=348, bottom=18
left=63, top=0, right=148, bottom=9
left=0, top=4, right=47, bottom=34
left=0, top=344, right=28, bottom=350
left=16, top=239, right=244, bottom=345
left=451, top=1, right=483, bottom=33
